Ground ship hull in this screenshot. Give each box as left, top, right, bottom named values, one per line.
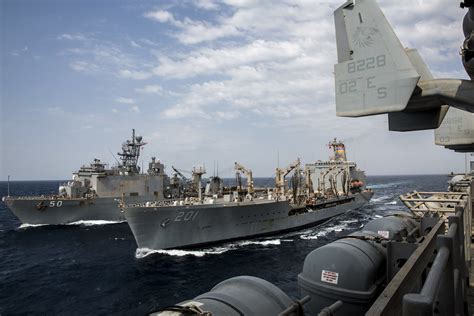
left=124, top=191, right=373, bottom=250
left=2, top=195, right=163, bottom=225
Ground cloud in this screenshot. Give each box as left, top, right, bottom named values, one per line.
left=144, top=10, right=179, bottom=24
left=143, top=0, right=467, bottom=133
left=70, top=61, right=99, bottom=73
left=59, top=34, right=153, bottom=79
left=195, top=0, right=219, bottom=10
left=153, top=40, right=303, bottom=79
left=118, top=69, right=152, bottom=80
left=130, top=40, right=142, bottom=48
left=10, top=46, right=28, bottom=56
left=131, top=106, right=141, bottom=113
left=143, top=9, right=240, bottom=44
left=57, top=33, right=87, bottom=41
left=135, top=84, right=163, bottom=95
left=116, top=97, right=136, bottom=104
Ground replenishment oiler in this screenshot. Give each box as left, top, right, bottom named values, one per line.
left=122, top=139, right=373, bottom=250
left=2, top=130, right=170, bottom=225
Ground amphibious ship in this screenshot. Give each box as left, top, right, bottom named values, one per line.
left=2, top=130, right=170, bottom=225
left=122, top=139, right=373, bottom=250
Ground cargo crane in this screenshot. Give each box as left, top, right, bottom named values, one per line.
left=170, top=166, right=191, bottom=198
left=234, top=162, right=254, bottom=195
left=275, top=158, right=300, bottom=196
left=171, top=166, right=188, bottom=182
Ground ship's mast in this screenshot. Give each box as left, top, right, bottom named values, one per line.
left=192, top=166, right=206, bottom=202
left=117, top=129, right=146, bottom=175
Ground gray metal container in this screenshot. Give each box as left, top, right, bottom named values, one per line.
left=297, top=232, right=385, bottom=315
left=363, top=215, right=419, bottom=239
left=156, top=276, right=294, bottom=315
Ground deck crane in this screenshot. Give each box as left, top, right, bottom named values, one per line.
left=275, top=158, right=301, bottom=196
left=234, top=162, right=254, bottom=195
left=318, top=165, right=337, bottom=197
left=171, top=166, right=189, bottom=181
left=170, top=166, right=191, bottom=198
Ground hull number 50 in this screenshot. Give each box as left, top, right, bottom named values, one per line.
left=49, top=200, right=63, bottom=207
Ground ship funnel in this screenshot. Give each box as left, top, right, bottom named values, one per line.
left=328, top=138, right=347, bottom=162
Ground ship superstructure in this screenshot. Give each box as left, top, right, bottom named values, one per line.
left=122, top=139, right=373, bottom=250
left=305, top=138, right=367, bottom=201
left=2, top=130, right=170, bottom=225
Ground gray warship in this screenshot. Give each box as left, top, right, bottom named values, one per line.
left=123, top=139, right=373, bottom=250
left=2, top=130, right=170, bottom=225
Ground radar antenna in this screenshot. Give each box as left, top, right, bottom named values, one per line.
left=117, top=129, right=146, bottom=175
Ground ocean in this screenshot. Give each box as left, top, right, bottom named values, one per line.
left=0, top=175, right=451, bottom=315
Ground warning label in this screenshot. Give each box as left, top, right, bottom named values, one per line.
left=377, top=230, right=390, bottom=239
left=321, top=270, right=339, bottom=285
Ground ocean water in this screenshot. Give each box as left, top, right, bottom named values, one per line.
left=0, top=175, right=450, bottom=315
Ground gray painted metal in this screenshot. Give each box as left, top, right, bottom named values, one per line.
left=298, top=231, right=386, bottom=315
left=388, top=49, right=448, bottom=131
left=2, top=130, right=170, bottom=225
left=333, top=0, right=474, bottom=139
left=124, top=191, right=373, bottom=250
left=435, top=106, right=474, bottom=149
left=402, top=208, right=466, bottom=315
left=363, top=216, right=419, bottom=240
left=2, top=195, right=160, bottom=225
left=153, top=276, right=296, bottom=316
left=334, top=0, right=420, bottom=117
left=317, top=300, right=344, bottom=316
left=462, top=6, right=474, bottom=80
left=365, top=219, right=445, bottom=316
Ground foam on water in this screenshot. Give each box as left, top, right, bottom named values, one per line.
left=1, top=176, right=451, bottom=314
left=300, top=223, right=348, bottom=240
left=237, top=239, right=281, bottom=246
left=135, top=238, right=283, bottom=258
left=367, top=181, right=411, bottom=189
left=18, top=223, right=48, bottom=229
left=371, top=195, right=391, bottom=202
left=67, top=220, right=125, bottom=226
left=384, top=201, right=397, bottom=205
left=136, top=247, right=229, bottom=258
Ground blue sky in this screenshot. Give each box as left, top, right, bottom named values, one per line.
left=1, top=0, right=471, bottom=180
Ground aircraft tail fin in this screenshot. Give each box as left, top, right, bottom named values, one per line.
left=388, top=49, right=449, bottom=131
left=334, top=0, right=420, bottom=117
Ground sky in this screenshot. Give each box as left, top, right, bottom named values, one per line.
left=0, top=0, right=471, bottom=180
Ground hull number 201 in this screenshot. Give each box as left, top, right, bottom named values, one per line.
left=174, top=210, right=199, bottom=222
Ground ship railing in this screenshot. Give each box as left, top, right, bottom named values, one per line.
left=9, top=195, right=72, bottom=200
left=366, top=178, right=473, bottom=316
left=399, top=189, right=471, bottom=263
left=402, top=206, right=466, bottom=315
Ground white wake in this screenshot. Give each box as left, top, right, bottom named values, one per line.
left=135, top=238, right=284, bottom=258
